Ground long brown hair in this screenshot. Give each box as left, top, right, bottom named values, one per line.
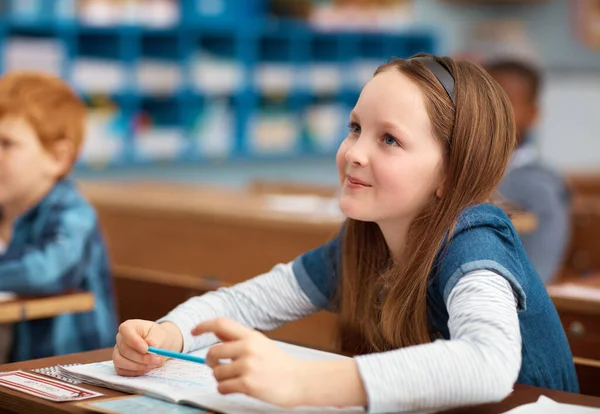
left=338, top=55, right=517, bottom=354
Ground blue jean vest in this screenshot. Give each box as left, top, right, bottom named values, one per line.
left=292, top=203, right=578, bottom=393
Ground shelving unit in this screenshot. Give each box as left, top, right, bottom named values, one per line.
left=0, top=0, right=437, bottom=169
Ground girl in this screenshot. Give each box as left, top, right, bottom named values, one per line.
left=113, top=54, right=578, bottom=413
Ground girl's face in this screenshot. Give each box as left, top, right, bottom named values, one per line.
left=336, top=69, right=446, bottom=227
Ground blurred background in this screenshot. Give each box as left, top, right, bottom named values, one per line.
left=1, top=0, right=597, bottom=186
left=4, top=0, right=600, bottom=386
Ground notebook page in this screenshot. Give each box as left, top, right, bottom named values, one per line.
left=62, top=341, right=364, bottom=413
left=62, top=358, right=217, bottom=404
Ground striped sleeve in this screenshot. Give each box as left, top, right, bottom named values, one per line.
left=354, top=270, right=522, bottom=413
left=158, top=262, right=319, bottom=353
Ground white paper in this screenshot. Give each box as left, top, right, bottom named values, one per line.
left=503, top=395, right=600, bottom=414
left=62, top=341, right=363, bottom=413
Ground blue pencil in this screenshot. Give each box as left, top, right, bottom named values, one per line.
left=147, top=346, right=206, bottom=365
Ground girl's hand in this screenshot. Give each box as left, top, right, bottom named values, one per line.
left=113, top=320, right=183, bottom=376
left=192, top=318, right=309, bottom=408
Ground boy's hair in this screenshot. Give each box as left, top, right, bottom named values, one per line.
left=0, top=72, right=86, bottom=172
left=485, top=59, right=541, bottom=103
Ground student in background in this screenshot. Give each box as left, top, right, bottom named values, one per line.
left=0, top=72, right=118, bottom=362
left=113, top=54, right=577, bottom=413
left=487, top=60, right=571, bottom=284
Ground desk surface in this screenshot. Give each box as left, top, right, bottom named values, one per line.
left=1, top=349, right=600, bottom=414
left=0, top=292, right=95, bottom=324
left=548, top=274, right=600, bottom=316
left=78, top=180, right=537, bottom=234
left=79, top=180, right=342, bottom=233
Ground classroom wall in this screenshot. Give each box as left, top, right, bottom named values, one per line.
left=75, top=0, right=600, bottom=186
left=415, top=0, right=600, bottom=71
left=414, top=0, right=600, bottom=173
left=540, top=72, right=600, bottom=172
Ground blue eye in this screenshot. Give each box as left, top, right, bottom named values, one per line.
left=348, top=122, right=361, bottom=134
left=383, top=135, right=400, bottom=147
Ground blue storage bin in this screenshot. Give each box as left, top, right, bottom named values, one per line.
left=7, top=0, right=50, bottom=23
left=5, top=0, right=76, bottom=25
left=0, top=0, right=438, bottom=168
left=181, top=0, right=267, bottom=27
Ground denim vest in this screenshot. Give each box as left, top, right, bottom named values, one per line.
left=292, top=203, right=578, bottom=393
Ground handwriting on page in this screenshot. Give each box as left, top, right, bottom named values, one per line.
left=62, top=342, right=365, bottom=413
left=144, top=360, right=217, bottom=388
left=89, top=360, right=217, bottom=389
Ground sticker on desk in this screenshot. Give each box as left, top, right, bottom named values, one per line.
left=0, top=370, right=103, bottom=402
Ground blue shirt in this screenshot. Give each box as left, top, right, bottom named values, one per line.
left=498, top=148, right=571, bottom=283
left=0, top=179, right=118, bottom=361
left=292, top=203, right=579, bottom=393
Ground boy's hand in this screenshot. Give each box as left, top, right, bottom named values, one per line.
left=113, top=320, right=183, bottom=376
left=192, top=318, right=309, bottom=408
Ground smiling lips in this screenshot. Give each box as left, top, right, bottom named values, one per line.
left=347, top=175, right=372, bottom=188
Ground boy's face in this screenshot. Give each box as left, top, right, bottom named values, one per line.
left=0, top=116, right=66, bottom=209
left=489, top=71, right=539, bottom=145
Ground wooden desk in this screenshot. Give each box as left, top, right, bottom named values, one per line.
left=549, top=275, right=600, bottom=346
left=0, top=292, right=95, bottom=323
left=548, top=274, right=600, bottom=360
left=547, top=275, right=600, bottom=397
left=1, top=349, right=600, bottom=414
left=77, top=180, right=537, bottom=352
left=80, top=180, right=342, bottom=351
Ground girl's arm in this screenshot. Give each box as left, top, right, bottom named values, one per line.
left=158, top=262, right=319, bottom=353
left=190, top=269, right=520, bottom=412
left=346, top=270, right=521, bottom=413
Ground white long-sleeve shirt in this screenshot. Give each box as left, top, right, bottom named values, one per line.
left=159, top=262, right=521, bottom=413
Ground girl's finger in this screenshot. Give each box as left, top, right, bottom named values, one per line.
left=216, top=378, right=252, bottom=396
left=212, top=360, right=244, bottom=381
left=206, top=341, right=246, bottom=367
left=113, top=347, right=161, bottom=372
left=192, top=318, right=255, bottom=342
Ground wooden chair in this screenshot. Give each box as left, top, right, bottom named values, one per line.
left=559, top=195, right=600, bottom=281
left=575, top=357, right=600, bottom=397
left=567, top=173, right=600, bottom=198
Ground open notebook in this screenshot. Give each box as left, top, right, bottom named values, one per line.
left=60, top=341, right=364, bottom=413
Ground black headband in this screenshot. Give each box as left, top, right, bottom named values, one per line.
left=411, top=56, right=456, bottom=105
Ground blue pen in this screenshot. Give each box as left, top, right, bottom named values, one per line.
left=147, top=346, right=206, bottom=364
